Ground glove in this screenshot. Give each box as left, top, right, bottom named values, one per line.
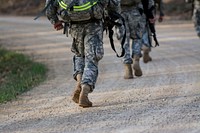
left=54, top=21, right=63, bottom=31
left=158, top=16, right=164, bottom=23
left=149, top=17, right=156, bottom=24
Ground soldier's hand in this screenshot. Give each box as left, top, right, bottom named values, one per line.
left=158, top=16, right=164, bottom=23
left=54, top=21, right=63, bottom=31
left=149, top=17, right=156, bottom=24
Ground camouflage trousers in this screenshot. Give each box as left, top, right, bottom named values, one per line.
left=193, top=8, right=200, bottom=37
left=120, top=8, right=145, bottom=64
left=70, top=21, right=104, bottom=90
left=141, top=15, right=152, bottom=48
left=142, top=27, right=151, bottom=48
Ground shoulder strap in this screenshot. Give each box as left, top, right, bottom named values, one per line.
left=107, top=12, right=126, bottom=57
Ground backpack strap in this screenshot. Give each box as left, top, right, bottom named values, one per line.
left=106, top=12, right=126, bottom=57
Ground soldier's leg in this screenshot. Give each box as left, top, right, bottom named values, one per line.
left=123, top=32, right=134, bottom=79
left=79, top=23, right=104, bottom=107
left=196, top=10, right=200, bottom=37
left=193, top=9, right=200, bottom=38
left=117, top=13, right=134, bottom=79
left=142, top=28, right=152, bottom=63
left=72, top=55, right=84, bottom=104
left=128, top=9, right=145, bottom=77
left=132, top=39, right=143, bottom=77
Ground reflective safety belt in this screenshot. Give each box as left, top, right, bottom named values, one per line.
left=58, top=0, right=97, bottom=11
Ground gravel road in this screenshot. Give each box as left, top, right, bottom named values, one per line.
left=0, top=16, right=200, bottom=133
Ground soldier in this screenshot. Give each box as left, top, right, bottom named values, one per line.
left=45, top=0, right=121, bottom=107
left=193, top=0, right=200, bottom=37
left=120, top=0, right=155, bottom=79
left=186, top=0, right=200, bottom=37
left=141, top=0, right=164, bottom=63
left=141, top=22, right=153, bottom=63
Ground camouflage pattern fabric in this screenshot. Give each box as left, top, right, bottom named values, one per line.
left=71, top=21, right=104, bottom=90
left=154, top=0, right=165, bottom=17
left=193, top=0, right=200, bottom=37
left=45, top=0, right=120, bottom=90
left=142, top=26, right=152, bottom=48
left=139, top=0, right=155, bottom=49
left=121, top=7, right=144, bottom=64
left=121, top=0, right=154, bottom=64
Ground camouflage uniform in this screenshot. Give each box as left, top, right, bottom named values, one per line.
left=186, top=0, right=200, bottom=37
left=119, top=0, right=155, bottom=79
left=45, top=0, right=120, bottom=91
left=154, top=0, right=165, bottom=20
left=121, top=0, right=154, bottom=64
left=193, top=0, right=200, bottom=37
left=71, top=22, right=104, bottom=90
left=121, top=5, right=144, bottom=64
left=141, top=0, right=164, bottom=48
left=141, top=13, right=151, bottom=49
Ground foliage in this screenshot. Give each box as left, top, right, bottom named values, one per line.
left=0, top=48, right=47, bottom=103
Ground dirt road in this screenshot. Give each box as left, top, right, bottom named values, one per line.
left=0, top=16, right=200, bottom=133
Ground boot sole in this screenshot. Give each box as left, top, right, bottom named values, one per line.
left=79, top=103, right=92, bottom=108
left=124, top=76, right=134, bottom=79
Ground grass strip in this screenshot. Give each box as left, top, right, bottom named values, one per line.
left=0, top=48, right=48, bottom=103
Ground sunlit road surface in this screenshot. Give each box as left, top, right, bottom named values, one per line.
left=0, top=16, right=200, bottom=133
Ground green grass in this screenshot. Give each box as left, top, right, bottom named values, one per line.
left=0, top=48, right=48, bottom=103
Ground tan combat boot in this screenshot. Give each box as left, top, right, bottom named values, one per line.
left=142, top=45, right=152, bottom=63
left=72, top=74, right=82, bottom=104
left=133, top=55, right=143, bottom=77
left=124, top=64, right=133, bottom=79
left=79, top=84, right=92, bottom=108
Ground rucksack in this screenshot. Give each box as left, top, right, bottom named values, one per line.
left=120, top=0, right=141, bottom=6
left=58, top=0, right=104, bottom=22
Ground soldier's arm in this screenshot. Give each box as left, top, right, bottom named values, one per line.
left=149, top=0, right=156, bottom=23
left=45, top=0, right=60, bottom=25
left=158, top=0, right=165, bottom=17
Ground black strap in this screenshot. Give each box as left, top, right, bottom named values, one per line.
left=107, top=12, right=126, bottom=57
left=142, top=0, right=159, bottom=47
